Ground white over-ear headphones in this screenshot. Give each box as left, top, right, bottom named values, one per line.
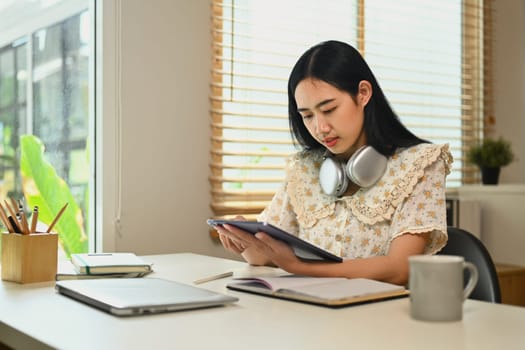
left=319, top=145, right=388, bottom=197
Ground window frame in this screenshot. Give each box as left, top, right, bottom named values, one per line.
left=0, top=0, right=97, bottom=252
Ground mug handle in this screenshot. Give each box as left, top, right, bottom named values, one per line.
left=463, top=261, right=479, bottom=300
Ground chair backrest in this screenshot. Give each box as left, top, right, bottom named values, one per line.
left=437, top=227, right=501, bottom=303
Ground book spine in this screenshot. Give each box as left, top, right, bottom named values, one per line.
left=72, top=254, right=90, bottom=274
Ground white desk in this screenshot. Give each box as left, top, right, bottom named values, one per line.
left=1, top=253, right=525, bottom=350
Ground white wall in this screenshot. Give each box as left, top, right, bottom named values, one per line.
left=99, top=0, right=236, bottom=259
left=101, top=0, right=525, bottom=257
left=459, top=185, right=525, bottom=265
left=493, top=0, right=525, bottom=183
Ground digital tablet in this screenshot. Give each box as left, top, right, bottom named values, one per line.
left=207, top=219, right=342, bottom=263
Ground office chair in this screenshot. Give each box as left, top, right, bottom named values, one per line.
left=437, top=227, right=501, bottom=303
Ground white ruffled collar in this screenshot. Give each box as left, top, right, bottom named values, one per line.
left=286, top=143, right=452, bottom=227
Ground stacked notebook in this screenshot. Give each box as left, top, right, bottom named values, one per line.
left=56, top=253, right=153, bottom=281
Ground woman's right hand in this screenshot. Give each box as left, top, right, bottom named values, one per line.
left=214, top=216, right=272, bottom=266
left=217, top=226, right=246, bottom=254
left=215, top=215, right=247, bottom=254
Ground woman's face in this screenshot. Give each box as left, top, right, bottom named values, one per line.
left=294, top=78, right=371, bottom=159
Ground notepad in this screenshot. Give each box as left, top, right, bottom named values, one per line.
left=71, top=253, right=153, bottom=275
left=227, top=276, right=409, bottom=307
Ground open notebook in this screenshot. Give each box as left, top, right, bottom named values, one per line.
left=227, top=276, right=408, bottom=307
left=56, top=278, right=238, bottom=316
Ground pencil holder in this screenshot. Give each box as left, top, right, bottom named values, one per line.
left=1, top=232, right=58, bottom=283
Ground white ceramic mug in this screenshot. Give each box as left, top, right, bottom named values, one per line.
left=409, top=255, right=478, bottom=322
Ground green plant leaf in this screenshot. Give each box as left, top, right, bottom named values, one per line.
left=466, top=137, right=515, bottom=168
left=20, top=135, right=88, bottom=257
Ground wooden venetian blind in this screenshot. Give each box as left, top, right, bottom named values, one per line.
left=210, top=0, right=492, bottom=219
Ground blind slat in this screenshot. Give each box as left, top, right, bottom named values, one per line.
left=211, top=136, right=293, bottom=145
left=211, top=149, right=292, bottom=157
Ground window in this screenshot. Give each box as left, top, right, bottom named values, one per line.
left=210, top=0, right=491, bottom=219
left=0, top=1, right=93, bottom=255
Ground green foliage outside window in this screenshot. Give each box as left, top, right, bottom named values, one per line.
left=20, top=134, right=87, bottom=257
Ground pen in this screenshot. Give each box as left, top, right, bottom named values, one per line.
left=193, top=271, right=234, bottom=285
left=8, top=216, right=21, bottom=233
left=30, top=206, right=39, bottom=233
left=47, top=203, right=68, bottom=233
left=18, top=201, right=30, bottom=235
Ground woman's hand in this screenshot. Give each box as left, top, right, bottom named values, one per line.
left=250, top=231, right=303, bottom=273
left=213, top=216, right=269, bottom=265
left=216, top=225, right=247, bottom=255
left=221, top=225, right=302, bottom=271
left=214, top=216, right=248, bottom=255
left=215, top=220, right=302, bottom=270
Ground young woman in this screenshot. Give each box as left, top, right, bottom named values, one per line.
left=215, top=40, right=452, bottom=285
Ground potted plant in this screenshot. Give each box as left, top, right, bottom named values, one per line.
left=466, top=137, right=515, bottom=185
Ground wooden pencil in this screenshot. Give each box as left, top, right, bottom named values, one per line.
left=30, top=206, right=39, bottom=233
left=0, top=201, right=14, bottom=233
left=4, top=200, right=18, bottom=222
left=9, top=197, right=18, bottom=216
left=19, top=210, right=30, bottom=235
left=47, top=203, right=68, bottom=233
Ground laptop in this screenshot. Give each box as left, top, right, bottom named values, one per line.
left=55, top=277, right=238, bottom=316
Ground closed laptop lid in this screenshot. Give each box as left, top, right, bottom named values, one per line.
left=56, top=277, right=238, bottom=316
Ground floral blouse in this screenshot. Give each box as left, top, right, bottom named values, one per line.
left=257, top=143, right=453, bottom=259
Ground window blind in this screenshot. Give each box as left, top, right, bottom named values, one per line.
left=210, top=0, right=492, bottom=219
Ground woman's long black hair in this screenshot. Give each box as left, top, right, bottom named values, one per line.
left=288, top=40, right=427, bottom=156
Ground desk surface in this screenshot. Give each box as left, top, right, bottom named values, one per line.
left=1, top=253, right=525, bottom=350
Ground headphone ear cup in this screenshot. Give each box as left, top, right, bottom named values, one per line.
left=319, top=146, right=387, bottom=196
left=345, top=146, right=387, bottom=188
left=319, top=157, right=349, bottom=197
